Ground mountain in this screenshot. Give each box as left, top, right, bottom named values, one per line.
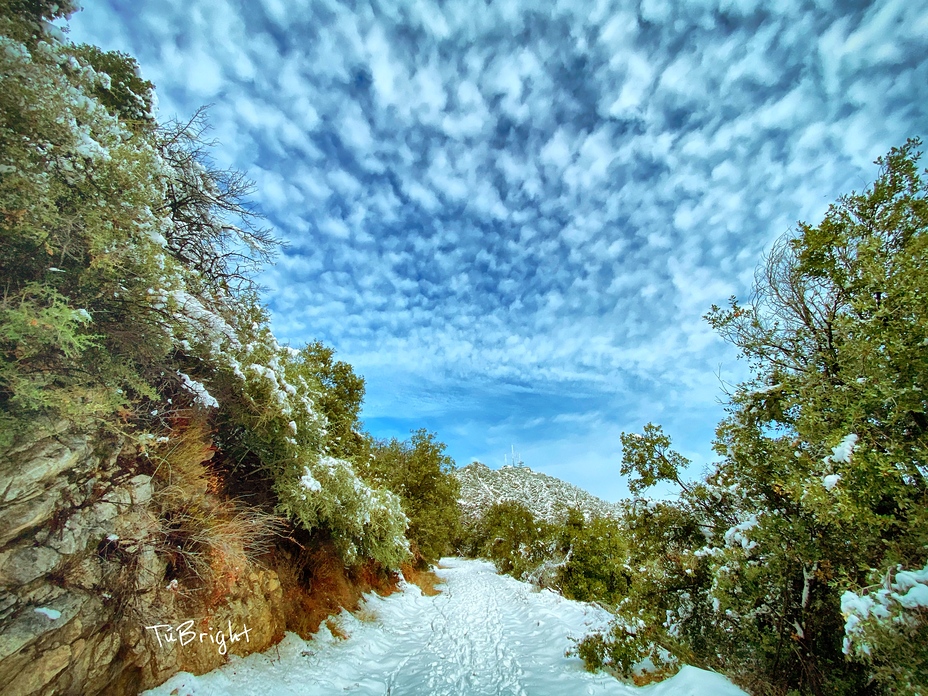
left=455, top=461, right=620, bottom=523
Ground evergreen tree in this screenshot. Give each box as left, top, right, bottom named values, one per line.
left=360, top=430, right=461, bottom=563
left=579, top=140, right=928, bottom=695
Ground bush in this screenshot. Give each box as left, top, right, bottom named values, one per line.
left=461, top=500, right=554, bottom=577
left=277, top=456, right=409, bottom=569
left=555, top=512, right=630, bottom=605
left=358, top=430, right=461, bottom=563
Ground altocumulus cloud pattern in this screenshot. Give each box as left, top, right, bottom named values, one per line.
left=69, top=0, right=928, bottom=500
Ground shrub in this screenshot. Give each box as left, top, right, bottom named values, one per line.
left=555, top=512, right=630, bottom=605
left=359, top=430, right=461, bottom=563
left=148, top=415, right=284, bottom=595
left=277, top=455, right=410, bottom=569
left=463, top=500, right=554, bottom=577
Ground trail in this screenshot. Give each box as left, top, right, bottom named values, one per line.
left=143, top=558, right=745, bottom=696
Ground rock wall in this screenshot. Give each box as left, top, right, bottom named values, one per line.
left=0, top=422, right=286, bottom=695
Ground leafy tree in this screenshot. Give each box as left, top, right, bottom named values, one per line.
left=359, top=430, right=461, bottom=563
left=555, top=512, right=630, bottom=605
left=2, top=0, right=80, bottom=30
left=0, top=9, right=171, bottom=443
left=580, top=141, right=928, bottom=695
left=0, top=6, right=413, bottom=576
left=300, top=341, right=366, bottom=459
left=66, top=45, right=155, bottom=126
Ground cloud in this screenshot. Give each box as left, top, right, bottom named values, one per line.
left=68, top=0, right=928, bottom=501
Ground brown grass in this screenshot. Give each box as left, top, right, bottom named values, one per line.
left=147, top=414, right=285, bottom=605
left=401, top=562, right=443, bottom=596
left=631, top=665, right=679, bottom=686
left=353, top=605, right=379, bottom=623
left=325, top=616, right=349, bottom=640
left=139, top=415, right=404, bottom=651
left=274, top=540, right=400, bottom=639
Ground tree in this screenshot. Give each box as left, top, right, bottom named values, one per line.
left=582, top=140, right=928, bottom=695
left=465, top=500, right=551, bottom=576
left=156, top=107, right=280, bottom=298
left=704, top=138, right=928, bottom=694
left=299, top=341, right=366, bottom=460
left=359, top=430, right=461, bottom=563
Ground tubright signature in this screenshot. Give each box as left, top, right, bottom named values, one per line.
left=144, top=620, right=251, bottom=656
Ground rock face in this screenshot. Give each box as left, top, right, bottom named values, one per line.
left=0, top=422, right=287, bottom=695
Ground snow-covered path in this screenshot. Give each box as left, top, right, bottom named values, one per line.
left=143, top=558, right=746, bottom=696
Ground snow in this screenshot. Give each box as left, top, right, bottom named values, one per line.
left=723, top=515, right=758, bottom=551
left=897, top=584, right=928, bottom=610
left=747, top=383, right=782, bottom=396
left=34, top=607, right=61, bottom=621
left=142, top=559, right=746, bottom=696
left=841, top=560, right=928, bottom=655
left=299, top=466, right=322, bottom=493
left=829, top=433, right=858, bottom=464
left=178, top=372, right=219, bottom=409
left=823, top=474, right=841, bottom=491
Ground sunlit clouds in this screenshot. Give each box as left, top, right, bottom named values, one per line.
left=70, top=0, right=928, bottom=500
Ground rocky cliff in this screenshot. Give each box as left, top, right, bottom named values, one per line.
left=0, top=421, right=287, bottom=695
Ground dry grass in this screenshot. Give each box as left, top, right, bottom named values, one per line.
left=353, top=606, right=379, bottom=623
left=631, top=665, right=679, bottom=686
left=325, top=616, right=349, bottom=640
left=148, top=413, right=218, bottom=495
left=401, top=562, right=444, bottom=596
left=140, top=415, right=403, bottom=648
left=147, top=414, right=285, bottom=602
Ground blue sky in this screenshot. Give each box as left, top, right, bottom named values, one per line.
left=68, top=0, right=927, bottom=502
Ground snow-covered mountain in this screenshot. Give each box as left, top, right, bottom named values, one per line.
left=455, top=461, right=620, bottom=523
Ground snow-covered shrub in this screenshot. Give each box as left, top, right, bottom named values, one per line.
left=841, top=564, right=928, bottom=694
left=460, top=500, right=555, bottom=578
left=358, top=430, right=461, bottom=563
left=277, top=456, right=410, bottom=569
left=0, top=9, right=175, bottom=444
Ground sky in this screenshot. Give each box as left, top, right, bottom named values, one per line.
left=68, top=0, right=928, bottom=502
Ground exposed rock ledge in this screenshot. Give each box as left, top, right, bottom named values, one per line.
left=0, top=422, right=286, bottom=695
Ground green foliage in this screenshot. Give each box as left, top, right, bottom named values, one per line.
left=580, top=140, right=928, bottom=694
left=620, top=424, right=692, bottom=495
left=0, top=9, right=415, bottom=577
left=66, top=44, right=155, bottom=125
left=301, top=341, right=366, bottom=459
left=555, top=511, right=630, bottom=605
left=0, top=16, right=175, bottom=442
left=461, top=500, right=555, bottom=577
left=1, top=0, right=81, bottom=33
left=460, top=501, right=631, bottom=605
left=359, top=430, right=461, bottom=562
left=276, top=454, right=410, bottom=569
left=840, top=564, right=928, bottom=696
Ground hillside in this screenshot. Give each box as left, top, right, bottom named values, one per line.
left=455, top=461, right=620, bottom=523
